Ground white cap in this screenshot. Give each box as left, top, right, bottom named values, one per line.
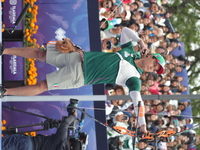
left=176, top=126, right=181, bottom=132
left=161, top=118, right=167, bottom=128
left=158, top=28, right=164, bottom=37
left=189, top=130, right=196, bottom=135
left=125, top=10, right=131, bottom=20
left=169, top=136, right=175, bottom=142
left=177, top=110, right=181, bottom=115
left=118, top=5, right=124, bottom=14
left=139, top=24, right=144, bottom=30
left=189, top=118, right=193, bottom=124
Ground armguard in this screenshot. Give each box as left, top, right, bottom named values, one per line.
left=130, top=91, right=146, bottom=126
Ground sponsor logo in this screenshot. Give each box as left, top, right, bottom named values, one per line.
left=9, top=55, right=17, bottom=75
left=55, top=28, right=66, bottom=40
left=9, top=6, right=16, bottom=24
left=9, top=0, right=17, bottom=5
left=8, top=0, right=18, bottom=24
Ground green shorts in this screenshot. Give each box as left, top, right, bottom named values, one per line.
left=46, top=44, right=84, bottom=90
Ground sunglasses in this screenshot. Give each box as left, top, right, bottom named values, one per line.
left=106, top=41, right=112, bottom=49
left=105, top=2, right=111, bottom=8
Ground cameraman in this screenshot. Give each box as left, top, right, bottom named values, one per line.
left=2, top=111, right=79, bottom=150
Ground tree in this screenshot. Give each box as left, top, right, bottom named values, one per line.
left=166, top=0, right=200, bottom=52
left=165, top=0, right=200, bottom=94
left=165, top=1, right=200, bottom=148
left=186, top=48, right=200, bottom=93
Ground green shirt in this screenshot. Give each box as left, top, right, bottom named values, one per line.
left=83, top=42, right=143, bottom=92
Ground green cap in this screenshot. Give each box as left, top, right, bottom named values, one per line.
left=104, top=20, right=114, bottom=31
left=153, top=53, right=165, bottom=74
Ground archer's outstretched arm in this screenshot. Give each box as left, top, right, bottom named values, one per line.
left=130, top=91, right=147, bottom=133
left=120, top=27, right=147, bottom=50
left=125, top=78, right=146, bottom=129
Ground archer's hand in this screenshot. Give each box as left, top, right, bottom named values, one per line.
left=140, top=48, right=150, bottom=57
left=56, top=38, right=77, bottom=53
left=138, top=40, right=149, bottom=57
left=118, top=139, right=124, bottom=146
left=73, top=110, right=77, bottom=117
left=140, top=124, right=148, bottom=134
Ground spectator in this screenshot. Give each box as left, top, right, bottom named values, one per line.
left=179, top=101, right=190, bottom=108
left=175, top=65, right=183, bottom=73
left=104, top=26, right=123, bottom=38
left=150, top=103, right=165, bottom=113
left=177, top=103, right=186, bottom=112
left=99, top=0, right=114, bottom=9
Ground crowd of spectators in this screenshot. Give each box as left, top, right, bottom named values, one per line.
left=98, top=0, right=199, bottom=149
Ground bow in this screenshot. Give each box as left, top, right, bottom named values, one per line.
left=112, top=126, right=176, bottom=139
left=64, top=105, right=199, bottom=150
left=113, top=126, right=177, bottom=150
left=64, top=106, right=177, bottom=138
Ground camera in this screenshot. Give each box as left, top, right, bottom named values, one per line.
left=66, top=99, right=89, bottom=150
left=70, top=132, right=89, bottom=150
left=2, top=99, right=89, bottom=150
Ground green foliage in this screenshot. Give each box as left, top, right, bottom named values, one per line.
left=191, top=100, right=200, bottom=115
left=166, top=1, right=200, bottom=147
left=165, top=0, right=200, bottom=94
left=166, top=1, right=200, bottom=45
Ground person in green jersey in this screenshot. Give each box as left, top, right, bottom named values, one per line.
left=0, top=27, right=165, bottom=133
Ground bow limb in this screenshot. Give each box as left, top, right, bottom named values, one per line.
left=65, top=106, right=178, bottom=150
left=141, top=130, right=176, bottom=140
left=113, top=126, right=136, bottom=137
left=156, top=130, right=176, bottom=138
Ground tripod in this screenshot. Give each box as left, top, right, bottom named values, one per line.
left=2, top=105, right=67, bottom=134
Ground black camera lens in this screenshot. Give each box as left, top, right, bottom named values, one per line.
left=67, top=99, right=79, bottom=115
left=70, top=99, right=79, bottom=105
